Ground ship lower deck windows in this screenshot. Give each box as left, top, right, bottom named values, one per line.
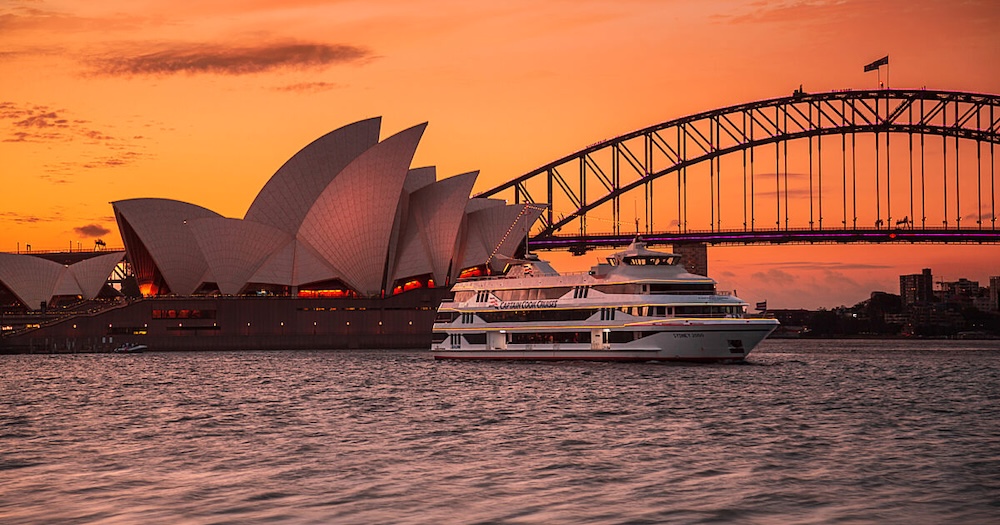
left=649, top=283, right=716, bottom=294
left=675, top=305, right=742, bottom=317
left=510, top=331, right=591, bottom=344
left=478, top=309, right=597, bottom=323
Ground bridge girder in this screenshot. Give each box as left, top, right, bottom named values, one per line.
left=478, top=89, right=1000, bottom=247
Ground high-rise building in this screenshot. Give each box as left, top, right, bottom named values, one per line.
left=900, top=268, right=933, bottom=305
left=991, top=276, right=1000, bottom=311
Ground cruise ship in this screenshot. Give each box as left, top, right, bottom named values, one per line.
left=432, top=242, right=779, bottom=361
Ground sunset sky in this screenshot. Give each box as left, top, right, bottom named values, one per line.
left=2, top=0, right=999, bottom=308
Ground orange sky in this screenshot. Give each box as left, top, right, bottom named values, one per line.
left=2, top=0, right=999, bottom=308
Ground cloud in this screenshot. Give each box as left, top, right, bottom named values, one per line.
left=0, top=102, right=151, bottom=174
left=74, top=224, right=111, bottom=237
left=0, top=211, right=54, bottom=224
left=747, top=260, right=892, bottom=271
left=41, top=150, right=148, bottom=175
left=89, top=41, right=372, bottom=76
left=0, top=102, right=100, bottom=143
left=0, top=5, right=151, bottom=36
left=750, top=268, right=798, bottom=285
left=273, top=81, right=343, bottom=93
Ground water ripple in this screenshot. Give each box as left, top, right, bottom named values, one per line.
left=1, top=341, right=999, bottom=523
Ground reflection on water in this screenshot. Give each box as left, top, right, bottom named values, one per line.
left=1, top=339, right=998, bottom=524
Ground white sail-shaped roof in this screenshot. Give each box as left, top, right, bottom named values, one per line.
left=298, top=123, right=426, bottom=295
left=188, top=218, right=293, bottom=295
left=244, top=118, right=381, bottom=235
left=247, top=238, right=342, bottom=287
left=384, top=167, right=437, bottom=289
left=458, top=203, right=542, bottom=271
left=52, top=270, right=84, bottom=297
left=492, top=204, right=545, bottom=270
left=0, top=254, right=65, bottom=310
left=247, top=238, right=295, bottom=286
left=403, top=166, right=437, bottom=193
left=113, top=198, right=222, bottom=296
left=291, top=240, right=342, bottom=287
left=393, top=171, right=479, bottom=284
left=67, top=251, right=125, bottom=299
left=465, top=198, right=507, bottom=213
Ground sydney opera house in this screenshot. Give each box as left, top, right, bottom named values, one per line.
left=0, top=118, right=542, bottom=352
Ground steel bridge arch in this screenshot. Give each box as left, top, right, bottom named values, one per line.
left=479, top=89, right=1000, bottom=245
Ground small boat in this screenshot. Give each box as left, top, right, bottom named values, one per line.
left=432, top=241, right=779, bottom=362
left=112, top=342, right=147, bottom=353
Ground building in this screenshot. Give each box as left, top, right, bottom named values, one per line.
left=899, top=268, right=933, bottom=305
left=938, top=278, right=981, bottom=299
left=1, top=118, right=542, bottom=352
left=113, top=118, right=540, bottom=298
left=989, top=276, right=1000, bottom=311
left=672, top=243, right=708, bottom=277
left=0, top=251, right=124, bottom=311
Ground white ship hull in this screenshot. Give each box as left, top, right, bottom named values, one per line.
left=433, top=320, right=778, bottom=362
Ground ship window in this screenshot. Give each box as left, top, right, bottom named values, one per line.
left=608, top=331, right=637, bottom=343
left=649, top=283, right=716, bottom=294
left=594, top=284, right=642, bottom=294
left=492, top=288, right=571, bottom=301
left=510, top=332, right=590, bottom=344
left=462, top=333, right=486, bottom=345
left=655, top=306, right=666, bottom=317
left=622, top=256, right=679, bottom=266
left=478, top=309, right=597, bottom=323
left=435, top=311, right=459, bottom=323
left=675, top=305, right=731, bottom=318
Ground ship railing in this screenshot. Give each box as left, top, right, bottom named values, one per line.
left=459, top=269, right=593, bottom=282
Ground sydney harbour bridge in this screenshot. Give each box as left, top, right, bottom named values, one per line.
left=480, top=89, right=1000, bottom=258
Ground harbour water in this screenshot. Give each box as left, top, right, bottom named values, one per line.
left=2, top=339, right=998, bottom=524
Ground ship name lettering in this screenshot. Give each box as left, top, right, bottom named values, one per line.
left=497, top=300, right=559, bottom=310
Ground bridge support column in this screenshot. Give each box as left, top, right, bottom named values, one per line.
left=672, top=243, right=708, bottom=277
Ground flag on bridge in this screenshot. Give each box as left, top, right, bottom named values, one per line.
left=755, top=300, right=767, bottom=311
left=864, top=55, right=889, bottom=72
